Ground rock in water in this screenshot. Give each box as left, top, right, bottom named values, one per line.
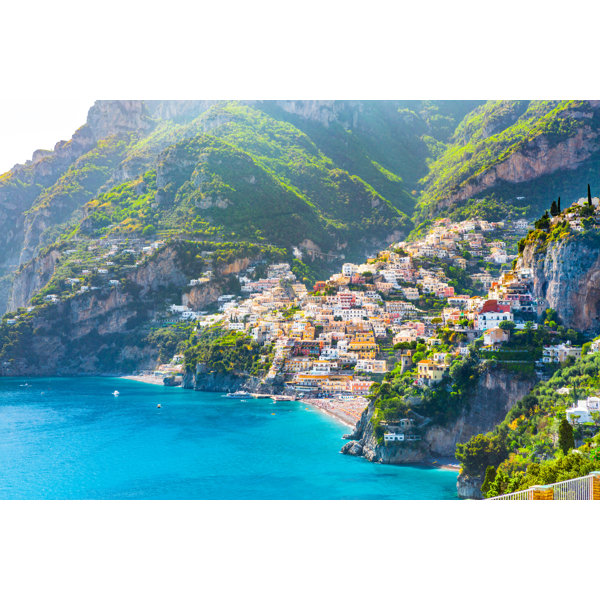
left=341, top=441, right=363, bottom=456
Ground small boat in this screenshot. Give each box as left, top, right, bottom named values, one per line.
left=226, top=390, right=253, bottom=399
left=112, top=390, right=120, bottom=397
left=157, top=404, right=161, bottom=408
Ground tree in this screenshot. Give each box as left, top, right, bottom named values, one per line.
left=455, top=433, right=507, bottom=476
left=558, top=418, right=575, bottom=454
left=481, top=465, right=497, bottom=498
left=550, top=200, right=559, bottom=217
left=558, top=196, right=561, bottom=212
left=581, top=203, right=595, bottom=218
left=498, top=320, right=516, bottom=331
left=534, top=211, right=551, bottom=230
left=588, top=183, right=592, bottom=206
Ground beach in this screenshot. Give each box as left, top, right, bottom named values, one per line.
left=298, top=397, right=368, bottom=428
left=121, top=374, right=165, bottom=386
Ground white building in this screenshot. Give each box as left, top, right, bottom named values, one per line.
left=566, top=397, right=600, bottom=424
left=342, top=263, right=358, bottom=277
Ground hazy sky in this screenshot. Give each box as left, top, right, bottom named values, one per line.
left=0, top=99, right=94, bottom=175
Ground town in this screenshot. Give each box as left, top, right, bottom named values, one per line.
left=141, top=213, right=596, bottom=428
left=4, top=207, right=599, bottom=433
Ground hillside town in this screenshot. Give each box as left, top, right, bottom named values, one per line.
left=139, top=216, right=596, bottom=427
left=5, top=214, right=595, bottom=430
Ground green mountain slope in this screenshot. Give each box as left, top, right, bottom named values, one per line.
left=416, top=100, right=600, bottom=221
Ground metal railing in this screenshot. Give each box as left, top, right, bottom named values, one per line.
left=488, top=472, right=599, bottom=500
left=552, top=474, right=594, bottom=500
left=489, top=488, right=533, bottom=501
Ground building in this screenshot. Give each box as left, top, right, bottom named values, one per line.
left=566, top=397, right=600, bottom=424
left=483, top=327, right=510, bottom=347
left=476, top=299, right=513, bottom=331
left=542, top=343, right=582, bottom=364
left=417, top=360, right=448, bottom=384
left=355, top=359, right=387, bottom=374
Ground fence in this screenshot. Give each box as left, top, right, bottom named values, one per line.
left=488, top=488, right=533, bottom=501
left=488, top=471, right=600, bottom=500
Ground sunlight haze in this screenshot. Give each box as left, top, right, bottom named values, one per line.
left=0, top=99, right=94, bottom=174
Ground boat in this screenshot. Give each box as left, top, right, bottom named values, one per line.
left=157, top=404, right=161, bottom=408
left=225, top=390, right=253, bottom=399
left=272, top=395, right=294, bottom=402
left=112, top=390, right=120, bottom=397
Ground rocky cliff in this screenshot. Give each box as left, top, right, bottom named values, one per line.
left=182, top=365, right=284, bottom=395
left=341, top=368, right=536, bottom=497
left=418, top=100, right=600, bottom=220
left=0, top=242, right=254, bottom=376
left=518, top=230, right=600, bottom=331
left=441, top=108, right=600, bottom=210
left=0, top=101, right=158, bottom=278
left=7, top=248, right=61, bottom=312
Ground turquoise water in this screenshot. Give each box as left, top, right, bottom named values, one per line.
left=0, top=377, right=458, bottom=499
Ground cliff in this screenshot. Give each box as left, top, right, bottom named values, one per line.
left=0, top=242, right=256, bottom=376
left=183, top=365, right=284, bottom=395
left=7, top=248, right=62, bottom=312
left=0, top=101, right=157, bottom=279
left=518, top=229, right=600, bottom=331
left=1, top=99, right=433, bottom=304
left=341, top=368, right=536, bottom=497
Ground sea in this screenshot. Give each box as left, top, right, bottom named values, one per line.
left=0, top=377, right=458, bottom=500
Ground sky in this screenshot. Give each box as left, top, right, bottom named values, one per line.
left=0, top=99, right=94, bottom=174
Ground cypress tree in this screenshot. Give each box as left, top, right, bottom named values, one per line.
left=588, top=184, right=592, bottom=206
left=558, top=418, right=575, bottom=454
left=550, top=200, right=559, bottom=216
left=558, top=196, right=561, bottom=212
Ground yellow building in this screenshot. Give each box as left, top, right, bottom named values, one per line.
left=321, top=376, right=353, bottom=394
left=348, top=340, right=379, bottom=353
left=284, top=357, right=312, bottom=372
left=302, top=326, right=316, bottom=340
left=353, top=331, right=376, bottom=343
left=417, top=360, right=448, bottom=383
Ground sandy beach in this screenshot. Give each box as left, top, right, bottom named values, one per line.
left=298, top=397, right=368, bottom=429
left=121, top=374, right=165, bottom=386
left=420, top=457, right=461, bottom=471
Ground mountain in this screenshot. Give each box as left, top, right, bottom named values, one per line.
left=415, top=100, right=600, bottom=222
left=0, top=100, right=481, bottom=314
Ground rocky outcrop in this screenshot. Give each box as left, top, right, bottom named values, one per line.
left=183, top=364, right=284, bottom=395
left=86, top=100, right=154, bottom=140
left=264, top=100, right=362, bottom=129
left=447, top=127, right=600, bottom=208
left=342, top=368, right=536, bottom=491
left=0, top=100, right=159, bottom=281
left=0, top=243, right=248, bottom=376
left=456, top=474, right=484, bottom=500
left=518, top=231, right=600, bottom=331
left=6, top=249, right=61, bottom=312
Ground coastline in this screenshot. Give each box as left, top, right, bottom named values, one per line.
left=296, top=397, right=364, bottom=429
left=120, top=374, right=165, bottom=386
left=421, top=458, right=461, bottom=472
left=117, top=377, right=461, bottom=473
